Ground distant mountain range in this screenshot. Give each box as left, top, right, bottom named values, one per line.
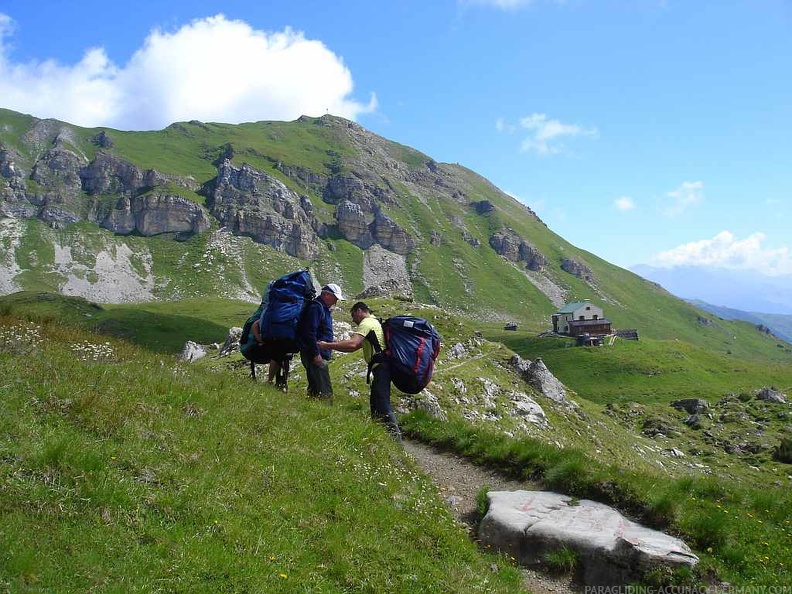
left=630, top=265, right=792, bottom=314
left=683, top=300, right=792, bottom=345
left=631, top=264, right=792, bottom=344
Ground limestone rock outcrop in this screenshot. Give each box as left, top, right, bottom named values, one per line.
left=490, top=229, right=547, bottom=271
left=480, top=490, right=699, bottom=587
left=208, top=160, right=322, bottom=260
left=102, top=192, right=211, bottom=236
left=561, top=257, right=595, bottom=283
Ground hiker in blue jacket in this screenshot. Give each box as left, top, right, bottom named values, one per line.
left=296, top=283, right=345, bottom=401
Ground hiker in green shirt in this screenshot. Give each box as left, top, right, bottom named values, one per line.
left=319, top=301, right=401, bottom=441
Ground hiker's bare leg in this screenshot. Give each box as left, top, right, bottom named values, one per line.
left=267, top=361, right=279, bottom=383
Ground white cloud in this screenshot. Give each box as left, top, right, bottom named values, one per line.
left=650, top=231, right=792, bottom=275
left=613, top=196, right=636, bottom=211
left=495, top=117, right=514, bottom=133
left=498, top=113, right=596, bottom=155
left=663, top=181, right=703, bottom=217
left=0, top=14, right=376, bottom=130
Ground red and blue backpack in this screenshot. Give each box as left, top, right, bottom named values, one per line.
left=369, top=315, right=442, bottom=394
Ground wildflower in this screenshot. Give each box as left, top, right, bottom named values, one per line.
left=279, top=573, right=288, bottom=579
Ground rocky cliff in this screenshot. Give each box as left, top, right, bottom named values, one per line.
left=0, top=109, right=612, bottom=316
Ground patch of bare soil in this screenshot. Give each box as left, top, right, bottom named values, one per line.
left=403, top=439, right=582, bottom=594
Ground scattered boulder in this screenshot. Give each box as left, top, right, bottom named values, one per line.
left=402, top=389, right=447, bottom=421
left=179, top=341, right=207, bottom=363
left=509, top=391, right=548, bottom=428
left=479, top=490, right=699, bottom=587
left=510, top=355, right=575, bottom=408
left=671, top=398, right=709, bottom=415
left=446, top=342, right=468, bottom=360
left=756, top=387, right=788, bottom=404
left=218, top=327, right=243, bottom=357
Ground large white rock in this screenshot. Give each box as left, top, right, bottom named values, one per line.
left=179, top=341, right=207, bottom=363
left=479, top=490, right=698, bottom=586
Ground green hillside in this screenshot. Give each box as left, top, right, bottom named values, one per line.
left=3, top=108, right=792, bottom=588
left=2, top=295, right=791, bottom=589
left=1, top=106, right=773, bottom=337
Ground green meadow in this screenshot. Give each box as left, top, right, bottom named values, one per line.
left=1, top=294, right=791, bottom=590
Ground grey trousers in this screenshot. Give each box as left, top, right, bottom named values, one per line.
left=300, top=352, right=333, bottom=400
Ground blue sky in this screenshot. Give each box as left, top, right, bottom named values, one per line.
left=1, top=0, right=791, bottom=274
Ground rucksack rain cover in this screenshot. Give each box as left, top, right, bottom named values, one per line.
left=384, top=315, right=442, bottom=394
left=259, top=270, right=314, bottom=341
left=239, top=269, right=314, bottom=362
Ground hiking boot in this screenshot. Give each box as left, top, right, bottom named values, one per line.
left=385, top=412, right=402, bottom=443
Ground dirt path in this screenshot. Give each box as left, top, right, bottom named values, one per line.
left=403, top=439, right=582, bottom=594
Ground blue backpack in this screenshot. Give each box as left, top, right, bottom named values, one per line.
left=239, top=270, right=315, bottom=363
left=377, top=315, right=442, bottom=394
left=259, top=269, right=315, bottom=341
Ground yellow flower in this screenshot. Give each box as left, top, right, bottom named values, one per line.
left=279, top=573, right=288, bottom=579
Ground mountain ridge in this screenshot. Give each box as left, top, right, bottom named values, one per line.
left=1, top=106, right=789, bottom=361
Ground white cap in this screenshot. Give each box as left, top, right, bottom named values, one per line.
left=321, top=283, right=345, bottom=300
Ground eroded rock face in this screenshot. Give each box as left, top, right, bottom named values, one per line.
left=480, top=490, right=699, bottom=587
left=0, top=149, right=28, bottom=190
left=489, top=231, right=522, bottom=262
left=2, top=133, right=203, bottom=231
left=561, top=257, right=595, bottom=282
left=471, top=199, right=495, bottom=214
left=361, top=244, right=413, bottom=299
left=209, top=160, right=322, bottom=259
left=102, top=192, right=211, bottom=236
left=31, top=145, right=87, bottom=193
left=372, top=211, right=414, bottom=255
left=490, top=230, right=547, bottom=271
left=80, top=152, right=195, bottom=196
left=336, top=200, right=375, bottom=248
left=324, top=174, right=368, bottom=205
left=4, top=142, right=87, bottom=224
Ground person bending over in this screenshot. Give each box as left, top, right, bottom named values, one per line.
left=319, top=301, right=401, bottom=441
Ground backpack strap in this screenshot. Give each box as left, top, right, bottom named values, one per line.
left=365, top=328, right=385, bottom=385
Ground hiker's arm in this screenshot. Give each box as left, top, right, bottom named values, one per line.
left=318, top=333, right=364, bottom=353
left=252, top=319, right=262, bottom=343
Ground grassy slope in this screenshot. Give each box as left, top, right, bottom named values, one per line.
left=2, top=294, right=792, bottom=587
left=0, top=314, right=525, bottom=593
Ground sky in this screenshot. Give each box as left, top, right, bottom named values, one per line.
left=1, top=0, right=791, bottom=275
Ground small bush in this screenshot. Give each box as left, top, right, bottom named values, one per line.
left=773, top=436, right=792, bottom=464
